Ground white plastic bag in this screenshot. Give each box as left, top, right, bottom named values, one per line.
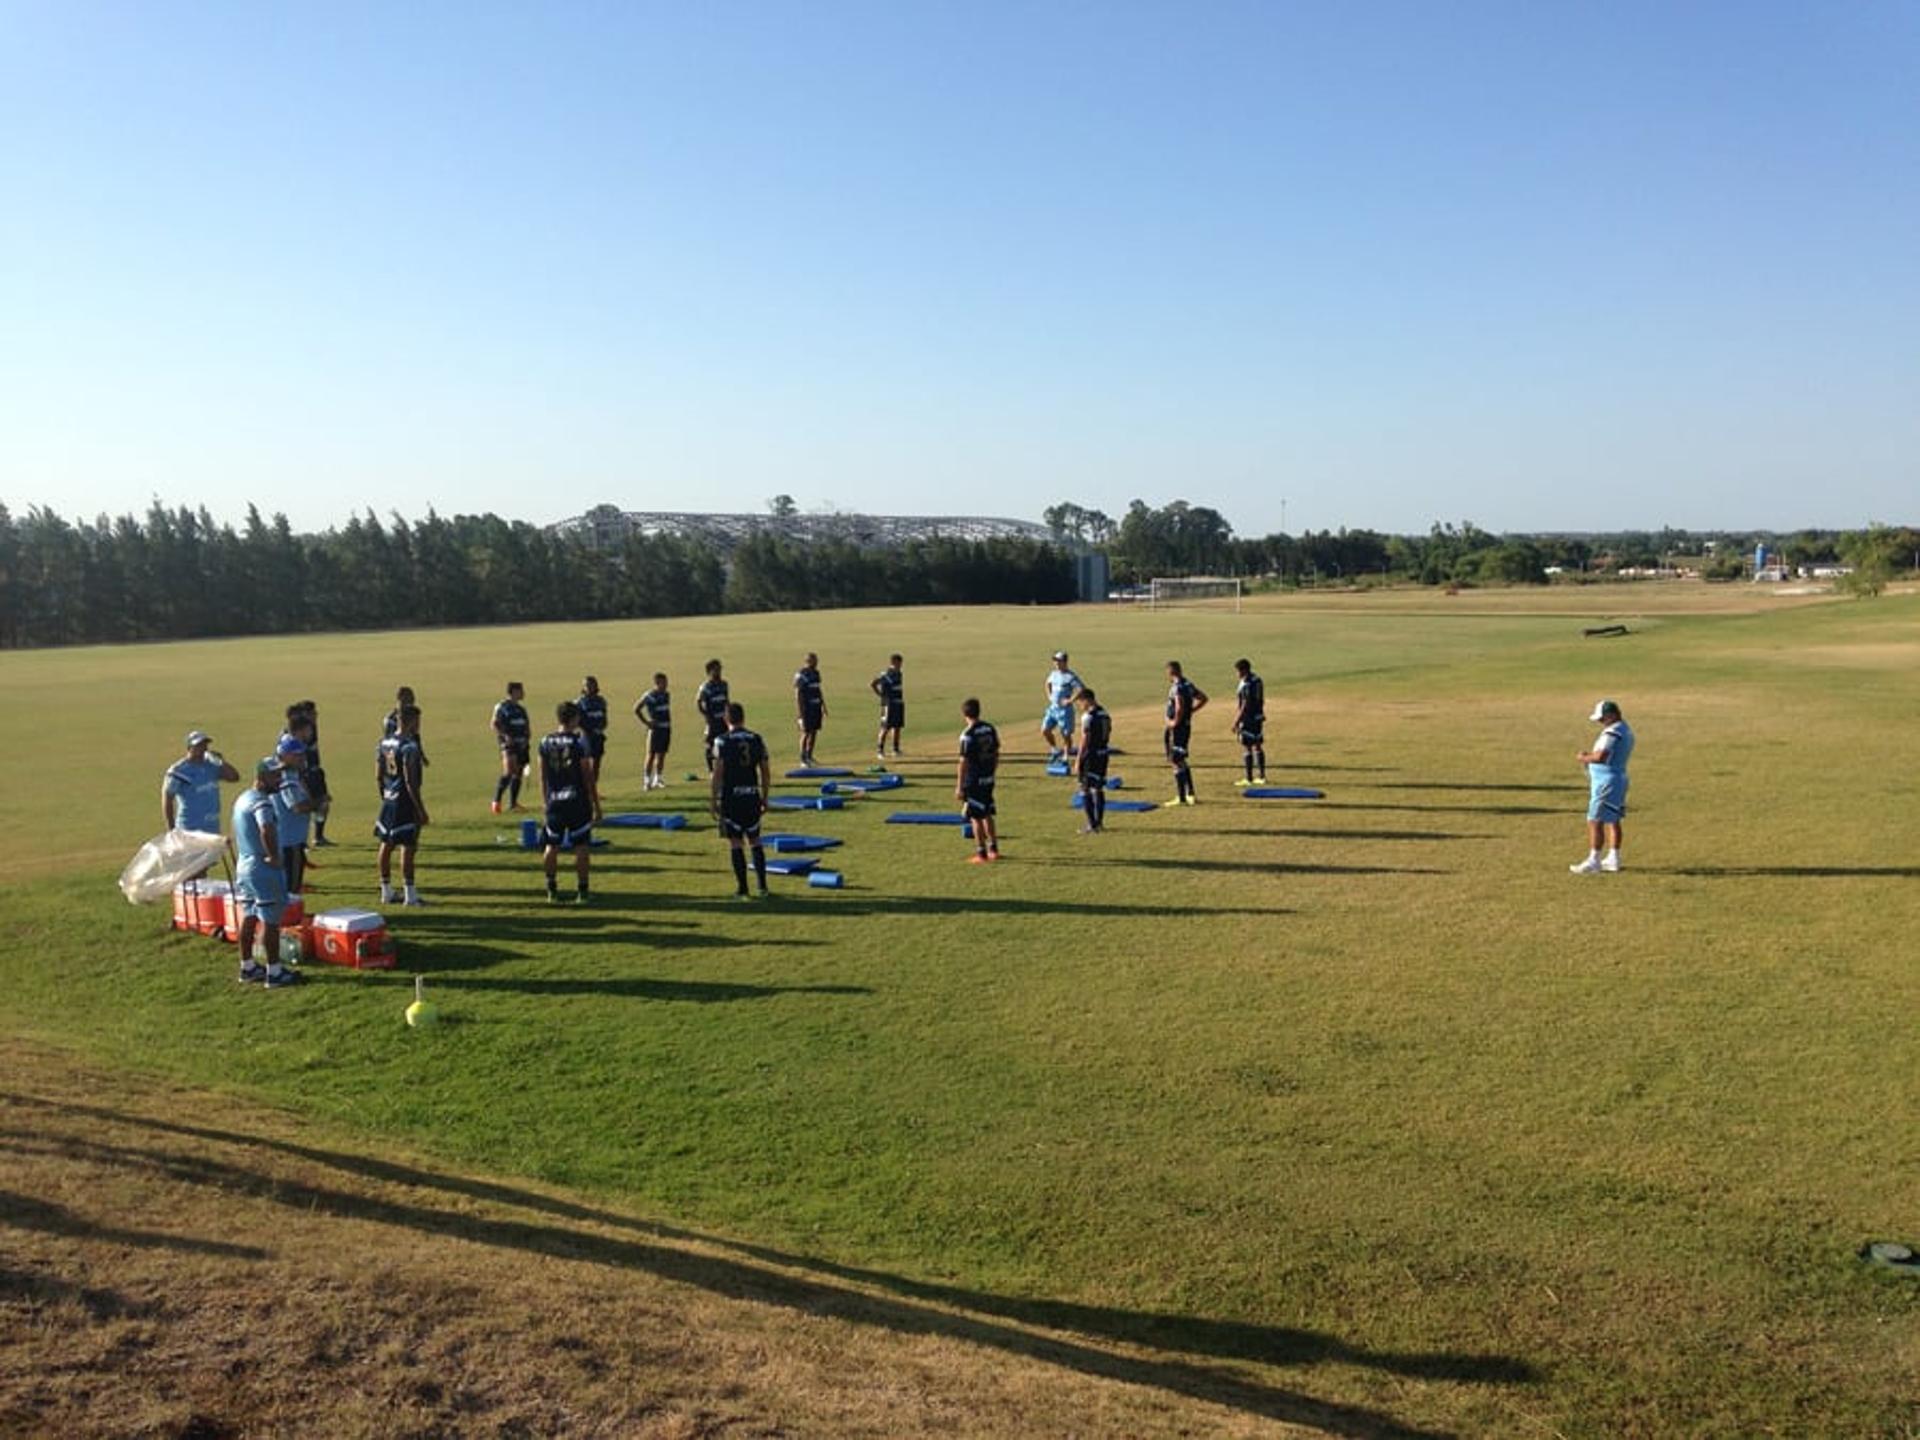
left=119, top=829, right=229, bottom=904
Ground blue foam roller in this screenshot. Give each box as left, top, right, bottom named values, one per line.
left=1106, top=776, right=1124, bottom=789
left=807, top=870, right=845, bottom=889
left=887, top=812, right=969, bottom=825
left=1242, top=787, right=1325, bottom=800
left=1045, top=762, right=1071, bottom=777
left=786, top=766, right=854, bottom=778
left=519, top=818, right=540, bottom=848
left=767, top=833, right=842, bottom=852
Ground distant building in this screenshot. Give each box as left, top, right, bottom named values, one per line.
left=549, top=503, right=1059, bottom=554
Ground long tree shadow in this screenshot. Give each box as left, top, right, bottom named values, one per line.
left=1161, top=826, right=1490, bottom=843
left=661, top=894, right=1294, bottom=920
left=0, top=1262, right=160, bottom=1321
left=1315, top=801, right=1561, bottom=817
left=1058, top=856, right=1450, bottom=878
left=394, top=911, right=824, bottom=953
left=447, top=976, right=871, bottom=1002
left=0, top=1186, right=268, bottom=1260
left=1653, top=865, right=1920, bottom=879
left=0, top=1107, right=1536, bottom=1436
left=1367, top=782, right=1576, bottom=795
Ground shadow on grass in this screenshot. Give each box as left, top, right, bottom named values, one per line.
left=0, top=1097, right=1537, bottom=1437
left=1653, top=865, right=1920, bottom=879
left=1173, top=827, right=1492, bottom=843
left=393, top=912, right=825, bottom=954
left=0, top=1261, right=159, bottom=1321
left=1367, top=782, right=1577, bottom=794
left=447, top=976, right=871, bottom=1002
left=663, top=894, right=1294, bottom=920
left=1056, top=857, right=1449, bottom=878
left=0, top=1186, right=268, bottom=1260
left=1315, top=801, right=1561, bottom=817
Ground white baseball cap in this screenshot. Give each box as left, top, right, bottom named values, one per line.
left=1052, top=650, right=1068, bottom=661
left=1588, top=699, right=1619, bottom=722
left=186, top=729, right=211, bottom=747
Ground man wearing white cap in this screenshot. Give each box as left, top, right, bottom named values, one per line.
left=1571, top=699, right=1634, bottom=874
left=162, top=731, right=240, bottom=835
left=233, top=758, right=301, bottom=987
left=1041, top=652, right=1082, bottom=763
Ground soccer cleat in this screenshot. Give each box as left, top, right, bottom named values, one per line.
left=1599, top=856, right=1622, bottom=873
left=403, top=894, right=426, bottom=907
left=574, top=891, right=590, bottom=904
left=968, top=851, right=990, bottom=864
left=312, top=835, right=336, bottom=848
left=986, top=848, right=1001, bottom=862
left=379, top=885, right=396, bottom=904
left=1182, top=796, right=1198, bottom=806
left=238, top=961, right=268, bottom=985
left=1234, top=777, right=1253, bottom=787
left=756, top=887, right=770, bottom=899
left=732, top=891, right=753, bottom=902
left=1569, top=858, right=1601, bottom=875
left=490, top=799, right=501, bottom=815
left=1163, top=798, right=1185, bottom=809
left=1079, top=823, right=1101, bottom=835
left=547, top=889, right=562, bottom=904
left=264, top=967, right=303, bottom=988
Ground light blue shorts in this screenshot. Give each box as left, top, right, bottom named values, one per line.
left=235, top=864, right=287, bottom=923
left=1043, top=705, right=1073, bottom=734
left=1587, top=776, right=1628, bottom=824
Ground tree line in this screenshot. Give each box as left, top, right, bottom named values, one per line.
left=1048, top=499, right=1918, bottom=590
left=0, top=502, right=1076, bottom=649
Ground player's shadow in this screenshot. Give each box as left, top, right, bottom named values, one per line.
left=1180, top=827, right=1490, bottom=842
left=1652, top=865, right=1920, bottom=879
left=0, top=1100, right=1539, bottom=1438
left=0, top=1186, right=268, bottom=1260
left=669, top=894, right=1293, bottom=920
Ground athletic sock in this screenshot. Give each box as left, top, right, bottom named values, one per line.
left=404, top=884, right=420, bottom=903
left=495, top=775, right=510, bottom=804
left=730, top=849, right=749, bottom=893
left=750, top=844, right=767, bottom=889
left=380, top=882, right=395, bottom=904
left=1603, top=849, right=1619, bottom=866
left=1244, top=755, right=1254, bottom=782
left=1254, top=747, right=1266, bottom=780
left=546, top=881, right=559, bottom=898
left=1586, top=849, right=1600, bottom=864
left=508, top=775, right=522, bottom=806
left=314, top=818, right=327, bottom=842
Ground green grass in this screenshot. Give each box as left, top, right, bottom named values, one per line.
left=4, top=586, right=1918, bottom=1435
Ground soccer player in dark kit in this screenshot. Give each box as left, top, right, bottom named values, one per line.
left=539, top=700, right=602, bottom=903
left=871, top=653, right=905, bottom=760
left=793, top=652, right=826, bottom=766
left=491, top=681, right=531, bottom=814
left=1162, top=660, right=1208, bottom=807
left=956, top=698, right=1001, bottom=863
left=576, top=675, right=610, bottom=781
left=696, top=659, right=730, bottom=771
left=710, top=703, right=771, bottom=899
left=376, top=705, right=430, bottom=905
left=1075, top=688, right=1113, bottom=833
left=1230, top=658, right=1267, bottom=787
left=634, top=672, right=672, bottom=791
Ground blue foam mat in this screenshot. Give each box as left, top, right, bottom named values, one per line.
left=1242, top=787, right=1325, bottom=800
left=601, top=813, right=689, bottom=829
left=1070, top=795, right=1159, bottom=812
left=764, top=856, right=820, bottom=875
left=768, top=794, right=845, bottom=811
left=786, top=766, right=854, bottom=778
left=821, top=775, right=905, bottom=794
left=887, top=812, right=968, bottom=825
left=765, top=833, right=842, bottom=852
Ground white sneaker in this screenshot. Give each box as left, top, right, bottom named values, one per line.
left=1569, top=858, right=1601, bottom=875
left=379, top=885, right=396, bottom=904
left=1599, top=856, right=1622, bottom=873
left=403, top=893, right=426, bottom=907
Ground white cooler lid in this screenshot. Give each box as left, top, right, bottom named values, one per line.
left=312, top=908, right=387, bottom=932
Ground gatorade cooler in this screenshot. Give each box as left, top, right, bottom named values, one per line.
left=309, top=908, right=397, bottom=969
left=221, top=889, right=304, bottom=943
left=172, top=879, right=232, bottom=937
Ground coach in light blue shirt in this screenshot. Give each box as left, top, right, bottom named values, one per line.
left=1571, top=700, right=1634, bottom=875
left=162, top=730, right=240, bottom=834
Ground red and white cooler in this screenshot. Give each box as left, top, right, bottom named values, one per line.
left=308, top=908, right=396, bottom=969
left=220, top=889, right=304, bottom=943
left=172, top=879, right=232, bottom=937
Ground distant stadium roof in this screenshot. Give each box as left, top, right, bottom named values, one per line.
left=549, top=504, right=1059, bottom=552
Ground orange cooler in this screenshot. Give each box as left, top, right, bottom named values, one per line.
left=221, top=889, right=304, bottom=942
left=172, top=879, right=232, bottom=937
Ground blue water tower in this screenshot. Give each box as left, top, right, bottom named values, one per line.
left=1754, top=542, right=1768, bottom=573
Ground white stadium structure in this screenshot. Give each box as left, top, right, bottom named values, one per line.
left=550, top=504, right=1059, bottom=554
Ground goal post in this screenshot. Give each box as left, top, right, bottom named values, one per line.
left=1148, top=576, right=1242, bottom=612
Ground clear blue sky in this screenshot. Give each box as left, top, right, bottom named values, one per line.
left=3, top=1, right=1915, bottom=537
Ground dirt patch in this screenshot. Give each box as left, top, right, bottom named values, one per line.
left=0, top=1043, right=1396, bottom=1438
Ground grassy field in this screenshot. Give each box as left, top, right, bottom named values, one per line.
left=3, top=583, right=1918, bottom=1436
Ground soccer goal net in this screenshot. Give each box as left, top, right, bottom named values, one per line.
left=1148, top=576, right=1243, bottom=612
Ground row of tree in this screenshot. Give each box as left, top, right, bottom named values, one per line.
left=1046, top=500, right=1919, bottom=589
left=0, top=503, right=1077, bottom=649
